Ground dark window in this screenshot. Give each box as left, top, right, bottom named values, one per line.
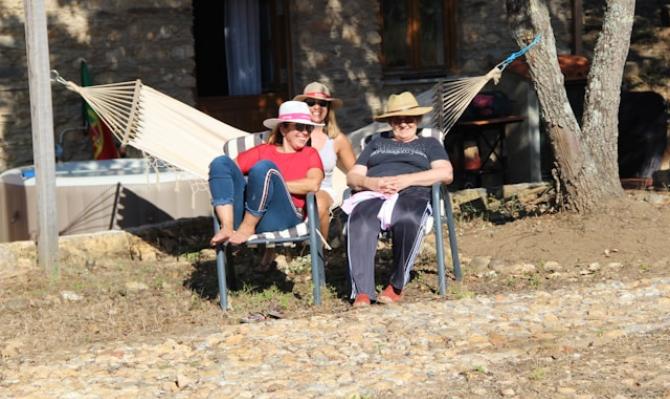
left=192, top=0, right=290, bottom=97
left=192, top=1, right=228, bottom=96
left=381, top=0, right=457, bottom=78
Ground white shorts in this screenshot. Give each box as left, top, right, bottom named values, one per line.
left=320, top=186, right=338, bottom=210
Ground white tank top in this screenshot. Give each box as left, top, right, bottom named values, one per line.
left=318, top=138, right=337, bottom=196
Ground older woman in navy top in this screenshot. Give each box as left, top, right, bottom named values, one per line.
left=345, top=92, right=453, bottom=307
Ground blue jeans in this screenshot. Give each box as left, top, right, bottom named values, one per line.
left=208, top=155, right=302, bottom=233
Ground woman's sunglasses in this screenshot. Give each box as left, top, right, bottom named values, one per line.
left=284, top=122, right=315, bottom=133
left=389, top=116, right=418, bottom=125
left=304, top=99, right=330, bottom=108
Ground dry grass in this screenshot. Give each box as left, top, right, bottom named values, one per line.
left=4, top=193, right=669, bottom=359
left=0, top=238, right=457, bottom=358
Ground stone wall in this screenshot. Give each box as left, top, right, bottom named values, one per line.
left=289, top=0, right=574, bottom=134
left=0, top=0, right=576, bottom=170
left=0, top=0, right=195, bottom=170
left=289, top=0, right=385, bottom=133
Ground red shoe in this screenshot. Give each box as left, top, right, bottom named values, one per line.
left=352, top=293, right=371, bottom=308
left=377, top=285, right=403, bottom=304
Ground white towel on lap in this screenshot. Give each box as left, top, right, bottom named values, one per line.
left=341, top=191, right=399, bottom=230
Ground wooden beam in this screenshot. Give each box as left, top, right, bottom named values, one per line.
left=23, top=0, right=59, bottom=277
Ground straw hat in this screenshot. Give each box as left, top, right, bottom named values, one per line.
left=263, top=101, right=325, bottom=129
left=374, top=91, right=433, bottom=121
left=293, top=82, right=343, bottom=109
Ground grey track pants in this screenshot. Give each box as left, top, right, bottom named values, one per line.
left=346, top=187, right=432, bottom=300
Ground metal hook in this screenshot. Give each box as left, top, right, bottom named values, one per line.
left=50, top=70, right=68, bottom=86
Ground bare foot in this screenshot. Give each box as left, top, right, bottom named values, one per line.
left=229, top=226, right=255, bottom=245
left=210, top=228, right=232, bottom=246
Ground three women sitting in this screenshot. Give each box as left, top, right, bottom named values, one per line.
left=208, top=88, right=452, bottom=307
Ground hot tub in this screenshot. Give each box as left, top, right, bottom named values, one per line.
left=0, top=159, right=212, bottom=243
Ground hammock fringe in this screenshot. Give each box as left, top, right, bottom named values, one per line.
left=432, top=34, right=541, bottom=135
left=56, top=78, right=248, bottom=179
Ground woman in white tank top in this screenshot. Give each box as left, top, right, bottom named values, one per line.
left=294, top=82, right=356, bottom=237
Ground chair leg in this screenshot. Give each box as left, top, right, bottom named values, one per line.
left=317, top=243, right=326, bottom=287
left=309, top=241, right=322, bottom=305
left=212, top=213, right=231, bottom=311
left=432, top=184, right=447, bottom=297
left=443, top=190, right=463, bottom=281
left=215, top=243, right=229, bottom=311
left=306, top=192, right=322, bottom=305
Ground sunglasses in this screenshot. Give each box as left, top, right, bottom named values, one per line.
left=389, top=116, right=418, bottom=125
left=304, top=99, right=330, bottom=108
left=284, top=122, right=315, bottom=133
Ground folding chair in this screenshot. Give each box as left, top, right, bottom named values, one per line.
left=359, top=128, right=463, bottom=295
left=213, top=134, right=325, bottom=310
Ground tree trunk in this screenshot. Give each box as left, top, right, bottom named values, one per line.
left=581, top=0, right=635, bottom=192
left=505, top=0, right=634, bottom=212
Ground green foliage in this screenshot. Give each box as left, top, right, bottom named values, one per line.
left=472, top=365, right=487, bottom=373
left=527, top=273, right=541, bottom=289
left=528, top=367, right=546, bottom=381
left=181, top=251, right=201, bottom=263
left=235, top=283, right=293, bottom=309
left=448, top=283, right=475, bottom=300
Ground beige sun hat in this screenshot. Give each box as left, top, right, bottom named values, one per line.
left=294, top=82, right=343, bottom=109
left=374, top=91, right=433, bottom=121
left=263, top=101, right=325, bottom=129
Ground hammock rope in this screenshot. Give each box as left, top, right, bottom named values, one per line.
left=433, top=34, right=541, bottom=135
left=51, top=70, right=248, bottom=180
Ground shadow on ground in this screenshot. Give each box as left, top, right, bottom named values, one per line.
left=181, top=237, right=451, bottom=309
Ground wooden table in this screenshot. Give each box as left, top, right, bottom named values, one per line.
left=444, top=115, right=525, bottom=188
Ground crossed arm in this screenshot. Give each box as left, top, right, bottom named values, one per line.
left=346, top=160, right=453, bottom=195
left=286, top=168, right=324, bottom=194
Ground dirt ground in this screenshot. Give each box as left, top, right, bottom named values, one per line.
left=458, top=190, right=670, bottom=277
left=1, top=190, right=669, bottom=364
left=0, top=6, right=668, bottom=397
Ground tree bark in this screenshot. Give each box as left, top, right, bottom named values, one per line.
left=505, top=0, right=633, bottom=212
left=581, top=0, right=635, bottom=192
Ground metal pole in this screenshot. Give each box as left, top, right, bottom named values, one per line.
left=23, top=0, right=59, bottom=277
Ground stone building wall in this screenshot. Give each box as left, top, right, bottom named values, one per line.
left=0, top=0, right=576, bottom=170
left=0, top=0, right=195, bottom=170
left=289, top=0, right=574, bottom=134
left=288, top=0, right=385, bottom=133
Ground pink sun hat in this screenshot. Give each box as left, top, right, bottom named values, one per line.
left=263, top=100, right=325, bottom=129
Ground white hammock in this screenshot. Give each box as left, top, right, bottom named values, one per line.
left=52, top=75, right=247, bottom=180
left=50, top=35, right=539, bottom=198
left=52, top=72, right=349, bottom=203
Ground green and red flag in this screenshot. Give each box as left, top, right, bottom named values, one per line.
left=80, top=61, right=119, bottom=160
